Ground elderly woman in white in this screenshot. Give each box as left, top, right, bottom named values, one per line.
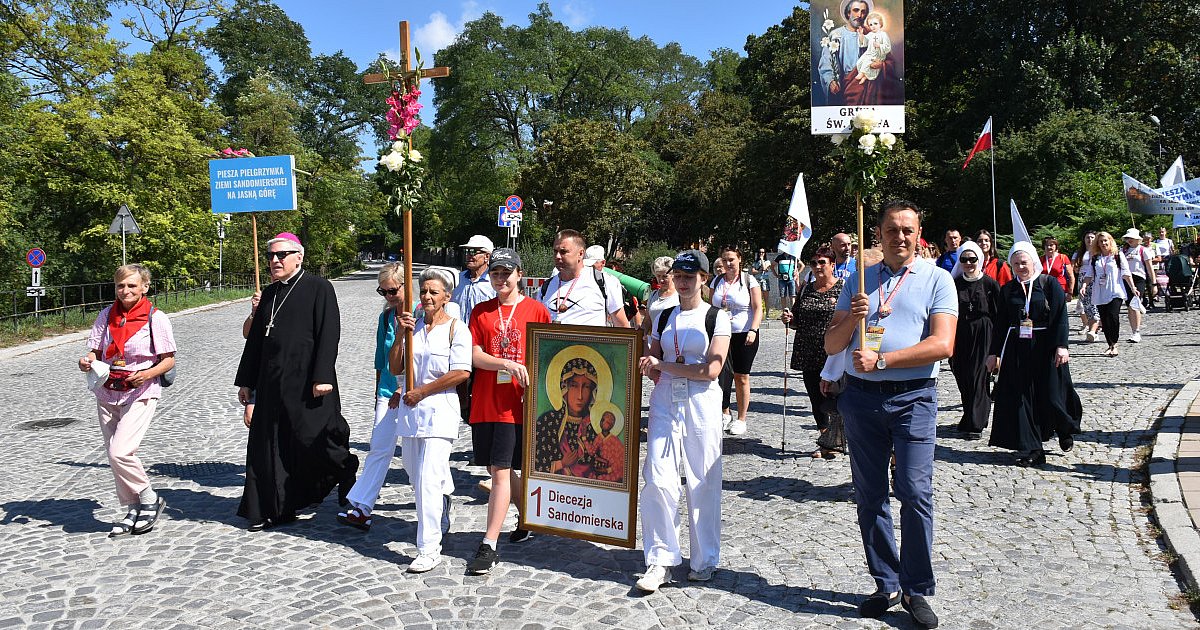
left=388, top=267, right=472, bottom=572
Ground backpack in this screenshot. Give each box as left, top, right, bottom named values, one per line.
left=656, top=305, right=720, bottom=347
left=147, top=307, right=176, bottom=387
left=709, top=272, right=751, bottom=293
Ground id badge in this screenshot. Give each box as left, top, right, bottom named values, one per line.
left=865, top=326, right=885, bottom=352
left=496, top=369, right=512, bottom=384
left=1019, top=319, right=1034, bottom=339
left=671, top=377, right=689, bottom=402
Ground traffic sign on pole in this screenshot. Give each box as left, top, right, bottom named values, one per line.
left=30, top=267, right=41, bottom=286
left=498, top=205, right=512, bottom=228
left=26, top=248, right=46, bottom=268
left=505, top=195, right=523, bottom=213
left=26, top=287, right=46, bottom=297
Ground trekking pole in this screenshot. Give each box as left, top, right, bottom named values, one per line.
left=782, top=322, right=789, bottom=455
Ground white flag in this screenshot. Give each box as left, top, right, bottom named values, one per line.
left=777, top=173, right=813, bottom=258
left=1010, top=199, right=1031, bottom=246
left=1161, top=156, right=1187, bottom=188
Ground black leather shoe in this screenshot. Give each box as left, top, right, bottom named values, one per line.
left=902, top=595, right=939, bottom=628
left=1059, top=434, right=1074, bottom=452
left=858, top=590, right=900, bottom=618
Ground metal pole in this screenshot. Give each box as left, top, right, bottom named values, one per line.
left=990, top=127, right=998, bottom=239
left=218, top=221, right=225, bottom=288
left=121, top=215, right=127, bottom=266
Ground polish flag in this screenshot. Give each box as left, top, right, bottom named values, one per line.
left=962, top=117, right=993, bottom=169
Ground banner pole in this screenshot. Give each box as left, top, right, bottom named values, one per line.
left=252, top=212, right=261, bottom=291
left=990, top=122, right=998, bottom=238
left=856, top=192, right=867, bottom=350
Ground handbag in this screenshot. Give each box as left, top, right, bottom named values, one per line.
left=148, top=308, right=176, bottom=387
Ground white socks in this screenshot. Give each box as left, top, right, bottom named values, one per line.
left=138, top=487, right=157, bottom=505
left=482, top=538, right=497, bottom=550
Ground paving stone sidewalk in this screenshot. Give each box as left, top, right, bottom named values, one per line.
left=0, top=266, right=1197, bottom=629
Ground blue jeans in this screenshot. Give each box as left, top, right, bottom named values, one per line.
left=838, top=378, right=937, bottom=596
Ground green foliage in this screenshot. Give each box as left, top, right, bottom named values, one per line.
left=623, top=241, right=675, bottom=283
left=516, top=240, right=555, bottom=278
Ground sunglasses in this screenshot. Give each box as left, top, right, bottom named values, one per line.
left=376, top=287, right=402, bottom=296
left=267, top=250, right=299, bottom=261
left=959, top=256, right=979, bottom=263
left=810, top=259, right=830, bottom=266
left=465, top=249, right=487, bottom=257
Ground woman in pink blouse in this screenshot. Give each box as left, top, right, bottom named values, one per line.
left=78, top=264, right=177, bottom=537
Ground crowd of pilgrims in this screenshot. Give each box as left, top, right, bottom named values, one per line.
left=72, top=220, right=1194, bottom=622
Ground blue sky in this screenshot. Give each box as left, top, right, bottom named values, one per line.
left=113, top=1, right=802, bottom=125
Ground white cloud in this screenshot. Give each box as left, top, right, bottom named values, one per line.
left=561, top=1, right=593, bottom=28
left=414, top=11, right=458, bottom=55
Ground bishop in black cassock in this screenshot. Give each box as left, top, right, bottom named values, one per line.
left=235, top=233, right=358, bottom=528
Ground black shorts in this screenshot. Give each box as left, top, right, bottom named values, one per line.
left=1131, top=275, right=1148, bottom=300
left=727, top=331, right=760, bottom=374
left=471, top=422, right=523, bottom=470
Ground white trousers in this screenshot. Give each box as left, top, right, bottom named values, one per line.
left=96, top=398, right=157, bottom=505
left=640, top=398, right=723, bottom=572
left=402, top=436, right=454, bottom=554
left=345, top=396, right=400, bottom=512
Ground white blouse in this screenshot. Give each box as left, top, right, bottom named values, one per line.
left=397, top=316, right=473, bottom=439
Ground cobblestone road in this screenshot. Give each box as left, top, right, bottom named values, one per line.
left=0, top=266, right=1197, bottom=629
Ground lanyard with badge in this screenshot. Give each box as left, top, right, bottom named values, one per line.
left=496, top=301, right=518, bottom=384
left=719, top=275, right=738, bottom=312
left=1017, top=279, right=1035, bottom=339
left=864, top=266, right=910, bottom=352
left=670, top=316, right=689, bottom=402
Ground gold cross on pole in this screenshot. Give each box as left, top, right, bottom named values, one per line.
left=364, top=20, right=451, bottom=392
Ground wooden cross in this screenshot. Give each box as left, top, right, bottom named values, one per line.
left=364, top=20, right=451, bottom=392
left=363, top=21, right=451, bottom=88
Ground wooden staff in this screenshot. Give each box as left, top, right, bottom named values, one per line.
left=856, top=192, right=867, bottom=349
left=252, top=212, right=261, bottom=291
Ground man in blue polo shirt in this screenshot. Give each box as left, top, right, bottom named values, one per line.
left=825, top=200, right=957, bottom=629
left=935, top=229, right=961, bottom=273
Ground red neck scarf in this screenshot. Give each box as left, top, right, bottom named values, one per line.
left=106, top=297, right=152, bottom=361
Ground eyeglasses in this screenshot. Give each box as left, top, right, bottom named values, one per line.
left=376, top=287, right=402, bottom=296
left=811, top=259, right=830, bottom=266
left=465, top=249, right=487, bottom=257
left=267, top=250, right=299, bottom=261
left=959, top=256, right=979, bottom=263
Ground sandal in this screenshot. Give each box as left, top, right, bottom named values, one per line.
left=337, top=507, right=372, bottom=531
left=132, top=496, right=166, bottom=535
left=810, top=448, right=837, bottom=460
left=109, top=506, right=139, bottom=538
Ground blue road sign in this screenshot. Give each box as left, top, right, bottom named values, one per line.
left=26, top=248, right=46, bottom=268
left=209, top=155, right=298, bottom=213
left=505, top=195, right=523, bottom=213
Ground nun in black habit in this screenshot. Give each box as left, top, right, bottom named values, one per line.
left=948, top=241, right=1002, bottom=437
left=235, top=232, right=359, bottom=530
left=985, top=241, right=1083, bottom=467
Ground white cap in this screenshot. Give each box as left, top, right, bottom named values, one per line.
left=460, top=235, right=494, bottom=251
left=1122, top=227, right=1142, bottom=241
left=583, top=245, right=606, bottom=266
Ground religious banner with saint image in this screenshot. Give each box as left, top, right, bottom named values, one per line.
left=521, top=323, right=642, bottom=548
left=810, top=0, right=905, bottom=134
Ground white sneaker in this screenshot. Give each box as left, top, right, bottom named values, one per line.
left=1129, top=331, right=1141, bottom=343
left=1084, top=331, right=1097, bottom=343
left=407, top=552, right=442, bottom=573
left=721, top=412, right=733, bottom=432
left=729, top=419, right=747, bottom=436
left=636, top=565, right=670, bottom=592
left=687, top=566, right=716, bottom=582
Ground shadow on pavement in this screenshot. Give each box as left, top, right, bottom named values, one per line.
left=0, top=498, right=106, bottom=533
left=723, top=476, right=854, bottom=503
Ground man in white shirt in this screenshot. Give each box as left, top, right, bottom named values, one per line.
left=541, top=231, right=630, bottom=327
left=452, top=235, right=497, bottom=324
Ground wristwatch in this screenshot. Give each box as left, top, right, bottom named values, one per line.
left=875, top=354, right=887, bottom=371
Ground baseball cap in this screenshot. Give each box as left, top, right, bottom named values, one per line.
left=488, top=248, right=522, bottom=271
left=671, top=250, right=710, bottom=274
left=461, top=235, right=495, bottom=251
left=582, top=245, right=606, bottom=266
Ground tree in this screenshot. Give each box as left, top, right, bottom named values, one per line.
left=517, top=119, right=666, bottom=248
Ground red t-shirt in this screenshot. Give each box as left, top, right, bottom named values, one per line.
left=982, top=257, right=1013, bottom=286
left=1042, top=252, right=1071, bottom=292
left=468, top=296, right=552, bottom=424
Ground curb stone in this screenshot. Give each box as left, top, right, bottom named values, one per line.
left=1152, top=379, right=1200, bottom=594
